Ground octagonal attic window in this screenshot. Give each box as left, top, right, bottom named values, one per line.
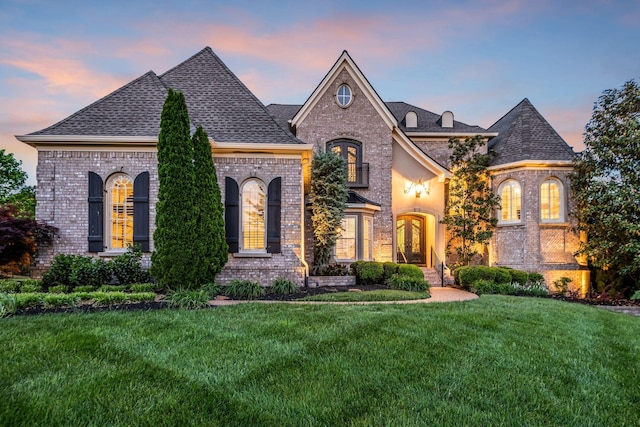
left=337, top=84, right=353, bottom=108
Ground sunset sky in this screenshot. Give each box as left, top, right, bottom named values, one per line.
left=1, top=0, right=639, bottom=185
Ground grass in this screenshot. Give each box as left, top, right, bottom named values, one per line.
left=0, top=296, right=639, bottom=425
left=301, top=289, right=430, bottom=302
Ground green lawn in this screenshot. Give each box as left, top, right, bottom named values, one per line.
left=301, top=289, right=430, bottom=302
left=1, top=296, right=639, bottom=426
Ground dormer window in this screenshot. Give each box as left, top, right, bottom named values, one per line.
left=336, top=84, right=353, bottom=108
left=405, top=111, right=417, bottom=128
left=441, top=111, right=454, bottom=128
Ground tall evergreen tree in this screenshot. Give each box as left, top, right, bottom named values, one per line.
left=151, top=89, right=198, bottom=289
left=310, top=148, right=348, bottom=267
left=192, top=125, right=227, bottom=284
left=441, top=135, right=500, bottom=266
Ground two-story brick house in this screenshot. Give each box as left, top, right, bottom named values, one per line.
left=17, top=47, right=588, bottom=289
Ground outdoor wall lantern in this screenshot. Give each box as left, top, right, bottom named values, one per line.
left=405, top=179, right=429, bottom=198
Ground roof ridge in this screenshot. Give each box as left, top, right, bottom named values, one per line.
left=30, top=71, right=163, bottom=135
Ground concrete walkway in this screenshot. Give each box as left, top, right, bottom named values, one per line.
left=209, top=286, right=478, bottom=307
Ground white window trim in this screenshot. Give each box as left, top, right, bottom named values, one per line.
left=336, top=84, right=353, bottom=108
left=240, top=178, right=267, bottom=253
left=497, top=179, right=523, bottom=225
left=105, top=173, right=133, bottom=251
left=363, top=216, right=373, bottom=261
left=335, top=215, right=358, bottom=262
left=540, top=177, right=565, bottom=223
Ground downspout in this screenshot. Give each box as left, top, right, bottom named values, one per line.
left=300, top=160, right=310, bottom=286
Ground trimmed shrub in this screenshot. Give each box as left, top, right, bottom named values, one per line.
left=472, top=279, right=516, bottom=295
left=398, top=264, right=424, bottom=279
left=72, top=292, right=93, bottom=301
left=69, top=256, right=111, bottom=289
left=270, top=278, right=298, bottom=295
left=527, top=273, right=545, bottom=284
left=359, top=262, right=384, bottom=285
left=387, top=274, right=430, bottom=292
left=495, top=268, right=513, bottom=284
left=110, top=246, right=150, bottom=285
left=383, top=262, right=399, bottom=281
left=42, top=254, right=77, bottom=289
left=129, top=283, right=156, bottom=293
left=508, top=269, right=529, bottom=286
left=225, top=280, right=265, bottom=299
left=457, top=266, right=512, bottom=290
left=350, top=260, right=366, bottom=277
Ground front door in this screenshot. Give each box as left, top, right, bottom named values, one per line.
left=396, top=215, right=426, bottom=265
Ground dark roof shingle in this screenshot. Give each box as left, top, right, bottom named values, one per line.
left=386, top=102, right=488, bottom=133
left=488, top=98, right=575, bottom=166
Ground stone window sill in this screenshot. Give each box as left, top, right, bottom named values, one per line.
left=539, top=222, right=569, bottom=228
left=497, top=222, right=523, bottom=228
left=233, top=252, right=272, bottom=258
left=98, top=250, right=127, bottom=257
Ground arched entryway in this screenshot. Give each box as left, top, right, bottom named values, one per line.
left=396, top=213, right=436, bottom=267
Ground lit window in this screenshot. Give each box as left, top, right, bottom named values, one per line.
left=241, top=179, right=266, bottom=251
left=335, top=216, right=357, bottom=260
left=336, top=84, right=352, bottom=107
left=541, top=178, right=563, bottom=222
left=499, top=179, right=521, bottom=223
left=363, top=216, right=373, bottom=260
left=327, top=140, right=366, bottom=186
left=107, top=174, right=133, bottom=249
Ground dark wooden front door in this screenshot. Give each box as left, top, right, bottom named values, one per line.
left=396, top=215, right=425, bottom=265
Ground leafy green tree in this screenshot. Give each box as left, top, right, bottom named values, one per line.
left=310, top=148, right=348, bottom=268
left=441, top=135, right=500, bottom=266
left=151, top=89, right=198, bottom=289
left=0, top=149, right=35, bottom=218
left=571, top=79, right=640, bottom=288
left=192, top=125, right=227, bottom=284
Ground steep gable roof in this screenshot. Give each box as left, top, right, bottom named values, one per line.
left=160, top=47, right=302, bottom=144
left=488, top=98, right=575, bottom=166
left=386, top=102, right=488, bottom=134
left=30, top=71, right=167, bottom=136
left=27, top=47, right=302, bottom=145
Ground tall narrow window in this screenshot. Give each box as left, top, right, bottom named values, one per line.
left=327, top=139, right=367, bottom=187
left=335, top=216, right=357, bottom=261
left=541, top=178, right=563, bottom=222
left=107, top=174, right=134, bottom=249
left=363, top=216, right=373, bottom=261
left=241, top=179, right=266, bottom=251
left=498, top=179, right=521, bottom=223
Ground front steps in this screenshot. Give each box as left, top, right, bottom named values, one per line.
left=420, top=267, right=443, bottom=287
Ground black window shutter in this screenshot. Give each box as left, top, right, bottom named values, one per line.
left=267, top=177, right=281, bottom=253
left=88, top=172, right=104, bottom=252
left=225, top=177, right=239, bottom=253
left=133, top=172, right=150, bottom=252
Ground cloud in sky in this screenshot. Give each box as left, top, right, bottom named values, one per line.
left=1, top=0, right=638, bottom=184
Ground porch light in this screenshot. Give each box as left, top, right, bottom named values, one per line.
left=405, top=179, right=429, bottom=198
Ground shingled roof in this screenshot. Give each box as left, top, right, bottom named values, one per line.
left=386, top=102, right=488, bottom=134
left=488, top=98, right=575, bottom=166
left=267, top=101, right=488, bottom=134
left=30, top=47, right=303, bottom=144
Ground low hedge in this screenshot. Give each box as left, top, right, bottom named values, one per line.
left=455, top=266, right=540, bottom=290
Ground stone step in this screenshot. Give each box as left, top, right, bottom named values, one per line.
left=420, top=267, right=442, bottom=287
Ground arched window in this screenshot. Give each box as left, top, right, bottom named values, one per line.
left=241, top=179, right=266, bottom=251
left=498, top=179, right=521, bottom=223
left=107, top=174, right=134, bottom=250
left=327, top=139, right=367, bottom=187
left=541, top=178, right=563, bottom=222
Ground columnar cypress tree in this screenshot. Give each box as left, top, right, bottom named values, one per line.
left=151, top=89, right=198, bottom=289
left=192, top=125, right=228, bottom=284
left=310, top=148, right=348, bottom=267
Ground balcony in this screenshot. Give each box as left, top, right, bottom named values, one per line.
left=346, top=163, right=369, bottom=188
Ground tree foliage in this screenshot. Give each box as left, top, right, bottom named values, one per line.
left=0, top=149, right=35, bottom=218
left=441, top=135, right=500, bottom=266
left=310, top=148, right=348, bottom=267
left=571, top=79, right=640, bottom=287
left=151, top=89, right=198, bottom=289
left=0, top=205, right=57, bottom=276
left=192, top=125, right=228, bottom=284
